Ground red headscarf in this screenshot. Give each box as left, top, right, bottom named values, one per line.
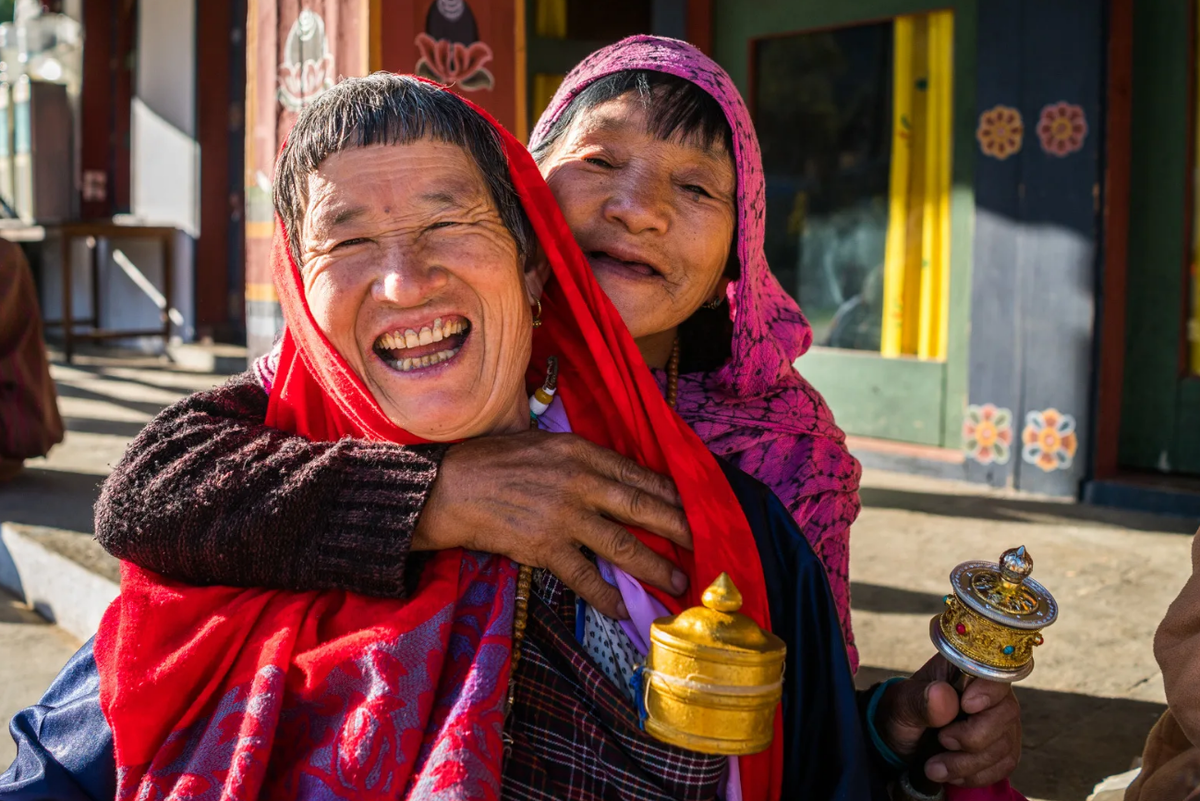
left=96, top=79, right=781, bottom=801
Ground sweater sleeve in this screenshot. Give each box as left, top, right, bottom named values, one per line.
left=93, top=369, right=447, bottom=596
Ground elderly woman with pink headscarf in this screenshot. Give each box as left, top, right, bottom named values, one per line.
left=84, top=37, right=1021, bottom=794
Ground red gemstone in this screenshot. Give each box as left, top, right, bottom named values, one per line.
left=956, top=623, right=967, bottom=635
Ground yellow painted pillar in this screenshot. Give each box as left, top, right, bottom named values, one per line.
left=882, top=16, right=915, bottom=357
left=918, top=11, right=953, bottom=361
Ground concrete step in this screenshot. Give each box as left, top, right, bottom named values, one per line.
left=0, top=522, right=117, bottom=643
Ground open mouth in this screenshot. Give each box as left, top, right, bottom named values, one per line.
left=372, top=316, right=471, bottom=373
left=587, top=250, right=659, bottom=278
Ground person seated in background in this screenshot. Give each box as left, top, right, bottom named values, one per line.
left=0, top=237, right=63, bottom=482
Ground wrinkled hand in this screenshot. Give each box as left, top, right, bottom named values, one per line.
left=876, top=654, right=1021, bottom=787
left=414, top=429, right=692, bottom=619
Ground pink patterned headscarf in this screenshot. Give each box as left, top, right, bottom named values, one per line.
left=531, top=35, right=863, bottom=670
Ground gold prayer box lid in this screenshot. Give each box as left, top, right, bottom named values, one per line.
left=651, top=573, right=786, bottom=660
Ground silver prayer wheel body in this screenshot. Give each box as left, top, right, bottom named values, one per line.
left=929, top=546, right=1059, bottom=683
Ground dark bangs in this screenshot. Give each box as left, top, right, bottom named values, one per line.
left=274, top=74, right=531, bottom=266
left=530, top=70, right=734, bottom=162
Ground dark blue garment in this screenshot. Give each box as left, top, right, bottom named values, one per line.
left=0, top=637, right=115, bottom=800
left=2, top=463, right=887, bottom=800
left=717, top=459, right=888, bottom=800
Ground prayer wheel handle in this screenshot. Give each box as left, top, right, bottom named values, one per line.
left=902, top=668, right=971, bottom=800
left=900, top=547, right=1058, bottom=801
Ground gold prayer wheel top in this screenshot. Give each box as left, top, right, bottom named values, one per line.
left=931, top=546, right=1059, bottom=683
left=652, top=573, right=785, bottom=657
left=641, top=573, right=786, bottom=755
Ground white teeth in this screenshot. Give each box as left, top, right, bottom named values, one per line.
left=376, top=319, right=468, bottom=352
left=387, top=346, right=461, bottom=373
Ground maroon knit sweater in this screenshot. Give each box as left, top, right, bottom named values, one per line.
left=94, top=370, right=444, bottom=596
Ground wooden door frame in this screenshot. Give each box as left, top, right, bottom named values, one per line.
left=1091, top=0, right=1133, bottom=481
left=194, top=0, right=243, bottom=340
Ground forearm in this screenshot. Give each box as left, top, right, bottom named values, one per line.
left=95, top=371, right=446, bottom=596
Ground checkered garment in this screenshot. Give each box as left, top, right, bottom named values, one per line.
left=502, top=569, right=728, bottom=801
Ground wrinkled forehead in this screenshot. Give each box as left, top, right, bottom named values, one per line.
left=303, top=140, right=494, bottom=228
left=577, top=93, right=730, bottom=159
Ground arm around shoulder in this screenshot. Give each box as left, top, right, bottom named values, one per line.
left=94, top=370, right=447, bottom=596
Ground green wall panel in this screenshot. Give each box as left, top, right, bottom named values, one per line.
left=797, top=348, right=947, bottom=446
left=1176, top=379, right=1200, bottom=475
left=1120, top=0, right=1190, bottom=471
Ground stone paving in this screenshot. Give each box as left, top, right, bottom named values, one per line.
left=0, top=352, right=1196, bottom=799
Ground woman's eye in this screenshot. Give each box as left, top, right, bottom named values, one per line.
left=683, top=184, right=712, bottom=198
left=428, top=221, right=460, bottom=231
left=333, top=237, right=370, bottom=250
left=584, top=156, right=613, bottom=168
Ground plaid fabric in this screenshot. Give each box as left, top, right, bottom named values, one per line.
left=502, top=571, right=727, bottom=801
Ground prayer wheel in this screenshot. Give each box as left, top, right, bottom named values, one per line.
left=902, top=546, right=1059, bottom=800
left=930, top=545, right=1058, bottom=682
left=637, top=573, right=786, bottom=755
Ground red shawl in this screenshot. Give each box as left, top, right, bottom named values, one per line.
left=95, top=81, right=781, bottom=801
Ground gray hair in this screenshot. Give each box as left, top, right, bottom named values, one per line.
left=273, top=73, right=532, bottom=266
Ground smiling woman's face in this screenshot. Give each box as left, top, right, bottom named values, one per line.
left=538, top=93, right=736, bottom=364
left=299, top=140, right=538, bottom=441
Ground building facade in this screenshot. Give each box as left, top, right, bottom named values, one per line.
left=72, top=0, right=1190, bottom=512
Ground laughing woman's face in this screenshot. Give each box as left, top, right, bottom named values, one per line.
left=298, top=140, right=540, bottom=441
left=538, top=92, right=736, bottom=364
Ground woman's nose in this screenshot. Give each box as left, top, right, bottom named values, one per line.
left=604, top=172, right=671, bottom=234
left=373, top=247, right=448, bottom=306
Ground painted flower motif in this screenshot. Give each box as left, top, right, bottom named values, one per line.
left=1021, top=408, right=1078, bottom=472
left=1037, top=102, right=1088, bottom=157
left=414, top=32, right=495, bottom=91
left=964, top=404, right=1013, bottom=465
left=277, top=10, right=335, bottom=112
left=976, top=106, right=1024, bottom=160
left=278, top=54, right=335, bottom=111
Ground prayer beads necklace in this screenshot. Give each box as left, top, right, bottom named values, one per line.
left=507, top=337, right=680, bottom=715
left=666, top=336, right=680, bottom=410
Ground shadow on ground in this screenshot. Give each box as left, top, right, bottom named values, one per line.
left=850, top=582, right=946, bottom=615
left=0, top=468, right=102, bottom=534
left=0, top=593, right=48, bottom=626
left=858, top=665, right=1162, bottom=801
left=63, top=416, right=150, bottom=439
left=860, top=485, right=1199, bottom=534
left=52, top=380, right=170, bottom=418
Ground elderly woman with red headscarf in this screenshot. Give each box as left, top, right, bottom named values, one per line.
left=3, top=72, right=881, bottom=801
left=21, top=38, right=1021, bottom=798
left=2, top=70, right=1028, bottom=801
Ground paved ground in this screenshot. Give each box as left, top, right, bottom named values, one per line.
left=0, top=589, right=80, bottom=769
left=0, top=352, right=1196, bottom=798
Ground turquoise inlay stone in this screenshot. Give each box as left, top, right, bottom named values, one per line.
left=1002, top=645, right=1015, bottom=655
